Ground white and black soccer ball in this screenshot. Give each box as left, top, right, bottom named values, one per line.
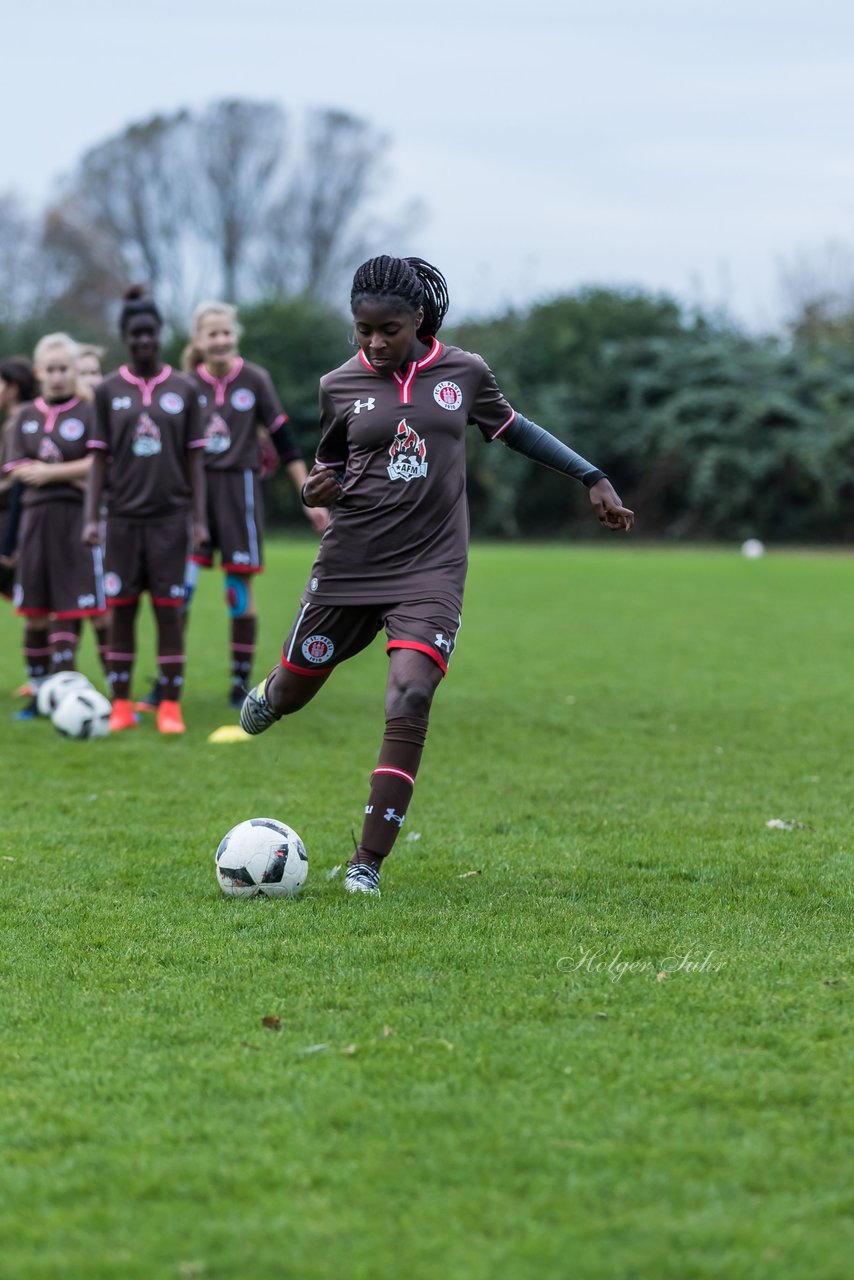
left=51, top=687, right=112, bottom=740
left=215, top=818, right=308, bottom=898
left=36, top=670, right=93, bottom=718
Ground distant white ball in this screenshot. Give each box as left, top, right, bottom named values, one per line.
left=36, top=670, right=93, bottom=718
left=51, top=687, right=112, bottom=739
left=215, top=818, right=308, bottom=898
left=740, top=538, right=765, bottom=560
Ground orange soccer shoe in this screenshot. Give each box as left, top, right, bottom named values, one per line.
left=109, top=698, right=138, bottom=732
left=156, top=700, right=186, bottom=735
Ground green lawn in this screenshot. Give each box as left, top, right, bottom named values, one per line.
left=1, top=542, right=852, bottom=1280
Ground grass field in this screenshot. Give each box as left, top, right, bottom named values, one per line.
left=1, top=541, right=852, bottom=1280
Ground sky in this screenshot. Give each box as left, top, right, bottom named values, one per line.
left=4, top=0, right=854, bottom=330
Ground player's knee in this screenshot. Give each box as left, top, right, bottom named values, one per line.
left=225, top=574, right=252, bottom=618
left=388, top=681, right=434, bottom=721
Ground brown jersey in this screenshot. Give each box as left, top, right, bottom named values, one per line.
left=306, top=340, right=516, bottom=604
left=191, top=359, right=300, bottom=471
left=2, top=397, right=93, bottom=507
left=89, top=366, right=206, bottom=518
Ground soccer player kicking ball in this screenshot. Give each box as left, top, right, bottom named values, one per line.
left=240, top=256, right=633, bottom=895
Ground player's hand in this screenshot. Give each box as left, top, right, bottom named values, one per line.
left=589, top=478, right=634, bottom=532
left=304, top=505, right=330, bottom=534
left=82, top=520, right=101, bottom=547
left=16, top=461, right=53, bottom=487
left=302, top=464, right=343, bottom=508
left=192, top=521, right=210, bottom=552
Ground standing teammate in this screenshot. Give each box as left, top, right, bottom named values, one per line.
left=82, top=288, right=208, bottom=735
left=2, top=333, right=106, bottom=717
left=77, top=344, right=106, bottom=394
left=138, top=301, right=328, bottom=711
left=240, top=256, right=634, bottom=895
left=0, top=357, right=38, bottom=603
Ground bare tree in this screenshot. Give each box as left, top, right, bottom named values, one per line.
left=38, top=196, right=127, bottom=334
left=261, top=108, right=420, bottom=302
left=63, top=110, right=197, bottom=318
left=0, top=193, right=41, bottom=326
left=779, top=240, right=854, bottom=338
left=195, top=100, right=288, bottom=303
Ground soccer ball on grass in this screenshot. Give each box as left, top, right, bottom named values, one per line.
left=51, top=687, right=112, bottom=739
left=36, top=670, right=93, bottom=718
left=215, top=818, right=308, bottom=898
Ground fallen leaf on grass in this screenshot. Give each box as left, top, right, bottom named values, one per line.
left=595, top=1012, right=609, bottom=1020
left=2, top=856, right=14, bottom=862
left=383, top=1024, right=393, bottom=1037
left=437, top=1038, right=454, bottom=1051
left=656, top=971, right=667, bottom=982
left=261, top=1015, right=282, bottom=1031
left=405, top=831, right=422, bottom=842
left=341, top=1044, right=358, bottom=1056
left=457, top=869, right=481, bottom=878
left=241, top=1041, right=260, bottom=1051
left=765, top=818, right=808, bottom=830
left=178, top=1263, right=206, bottom=1278
left=324, top=864, right=343, bottom=880
left=298, top=1044, right=329, bottom=1056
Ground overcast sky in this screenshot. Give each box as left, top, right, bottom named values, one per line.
left=4, top=0, right=853, bottom=330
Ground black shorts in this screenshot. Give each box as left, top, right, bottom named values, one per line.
left=280, top=598, right=462, bottom=678
left=14, top=501, right=107, bottom=619
left=192, top=469, right=263, bottom=574
left=104, top=511, right=190, bottom=607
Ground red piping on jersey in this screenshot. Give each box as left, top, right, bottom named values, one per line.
left=106, top=597, right=139, bottom=607
left=269, top=413, right=288, bottom=432
left=151, top=595, right=184, bottom=608
left=488, top=410, right=517, bottom=441
left=357, top=338, right=444, bottom=406
left=15, top=606, right=51, bottom=617
left=220, top=562, right=263, bottom=575
left=386, top=639, right=448, bottom=676
left=33, top=396, right=81, bottom=435
left=280, top=654, right=335, bottom=677
left=52, top=607, right=108, bottom=620
left=119, top=365, right=173, bottom=407
left=196, top=357, right=244, bottom=407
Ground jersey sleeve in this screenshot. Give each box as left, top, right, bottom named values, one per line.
left=184, top=382, right=208, bottom=450
left=467, top=356, right=517, bottom=442
left=88, top=383, right=111, bottom=452
left=314, top=383, right=349, bottom=472
left=1, top=408, right=27, bottom=471
left=257, top=369, right=302, bottom=463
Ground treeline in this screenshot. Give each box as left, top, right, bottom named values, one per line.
left=3, top=285, right=853, bottom=542
left=210, top=289, right=854, bottom=544
left=3, top=99, right=854, bottom=542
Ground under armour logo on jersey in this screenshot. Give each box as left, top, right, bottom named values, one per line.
left=434, top=632, right=453, bottom=654
left=353, top=397, right=375, bottom=414
left=365, top=804, right=374, bottom=814
left=384, top=808, right=405, bottom=827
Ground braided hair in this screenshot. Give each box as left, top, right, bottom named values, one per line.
left=119, top=284, right=163, bottom=336
left=350, top=256, right=450, bottom=339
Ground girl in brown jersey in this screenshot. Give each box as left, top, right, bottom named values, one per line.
left=2, top=334, right=107, bottom=717
left=82, top=288, right=209, bottom=735
left=239, top=256, right=634, bottom=896
left=137, top=301, right=328, bottom=714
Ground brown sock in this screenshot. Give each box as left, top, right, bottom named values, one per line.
left=154, top=604, right=185, bottom=701
left=230, top=615, right=257, bottom=693
left=108, top=602, right=138, bottom=701
left=49, top=621, right=81, bottom=673
left=353, top=716, right=429, bottom=867
left=23, top=626, right=52, bottom=686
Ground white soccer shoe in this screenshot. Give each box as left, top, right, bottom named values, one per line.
left=343, top=862, right=381, bottom=896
